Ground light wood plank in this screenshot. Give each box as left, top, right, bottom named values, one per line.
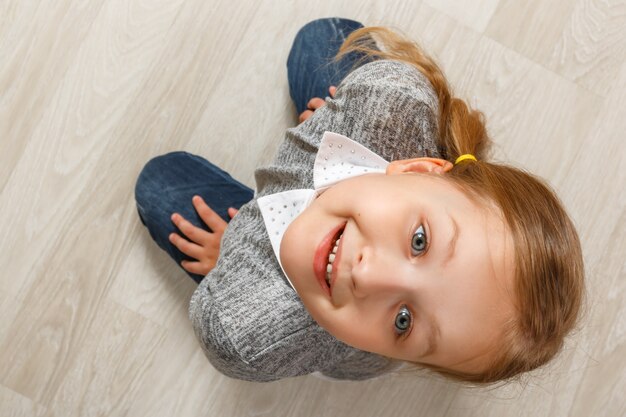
left=486, top=0, right=626, bottom=96
left=0, top=384, right=47, bottom=417
left=423, top=0, right=501, bottom=32
left=548, top=0, right=626, bottom=96
left=45, top=299, right=166, bottom=417
left=0, top=0, right=188, bottom=404
left=0, top=0, right=186, bottom=302
left=0, top=1, right=107, bottom=192
left=109, top=232, right=197, bottom=328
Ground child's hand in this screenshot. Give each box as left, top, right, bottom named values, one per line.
left=298, top=86, right=337, bottom=124
left=168, top=196, right=238, bottom=276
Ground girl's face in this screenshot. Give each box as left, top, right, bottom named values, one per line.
left=280, top=167, right=516, bottom=374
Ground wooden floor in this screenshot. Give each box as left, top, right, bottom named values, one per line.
left=1, top=1, right=624, bottom=416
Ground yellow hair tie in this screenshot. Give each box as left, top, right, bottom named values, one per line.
left=454, top=154, right=477, bottom=165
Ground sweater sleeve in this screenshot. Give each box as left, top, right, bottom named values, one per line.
left=302, top=59, right=441, bottom=158
left=331, top=59, right=442, bottom=161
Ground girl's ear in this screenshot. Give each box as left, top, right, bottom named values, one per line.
left=386, top=157, right=453, bottom=175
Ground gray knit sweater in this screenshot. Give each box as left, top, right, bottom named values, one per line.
left=188, top=60, right=441, bottom=382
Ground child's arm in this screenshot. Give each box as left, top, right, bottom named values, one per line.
left=168, top=196, right=238, bottom=276
left=290, top=60, right=442, bottom=163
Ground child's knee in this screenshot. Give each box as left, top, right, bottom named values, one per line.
left=135, top=151, right=188, bottom=206
left=296, top=18, right=363, bottom=40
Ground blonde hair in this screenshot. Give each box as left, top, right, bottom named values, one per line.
left=336, top=27, right=585, bottom=384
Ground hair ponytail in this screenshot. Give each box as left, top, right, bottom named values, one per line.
left=336, top=26, right=585, bottom=385
left=335, top=27, right=490, bottom=162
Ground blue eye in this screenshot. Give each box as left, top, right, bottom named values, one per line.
left=411, top=225, right=428, bottom=256
left=395, top=305, right=412, bottom=336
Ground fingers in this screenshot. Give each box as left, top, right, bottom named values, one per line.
left=298, top=110, right=313, bottom=124
left=306, top=86, right=336, bottom=109
left=169, top=229, right=207, bottom=260
left=181, top=259, right=212, bottom=276
left=299, top=87, right=337, bottom=124
left=306, top=97, right=326, bottom=110
left=192, top=196, right=227, bottom=233
left=168, top=196, right=229, bottom=247
left=169, top=197, right=228, bottom=276
left=228, top=207, right=239, bottom=218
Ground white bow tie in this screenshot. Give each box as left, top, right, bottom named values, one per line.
left=257, top=131, right=389, bottom=290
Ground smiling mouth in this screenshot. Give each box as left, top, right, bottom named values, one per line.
left=314, top=221, right=347, bottom=296
left=325, top=225, right=345, bottom=289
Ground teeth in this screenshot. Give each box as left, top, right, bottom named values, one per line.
left=325, top=230, right=343, bottom=287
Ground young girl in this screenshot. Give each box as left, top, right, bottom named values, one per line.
left=134, top=18, right=584, bottom=384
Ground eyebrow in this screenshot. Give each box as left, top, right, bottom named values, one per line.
left=443, top=213, right=459, bottom=266
left=422, top=312, right=440, bottom=357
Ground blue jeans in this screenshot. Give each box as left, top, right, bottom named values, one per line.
left=287, top=17, right=373, bottom=114
left=135, top=18, right=373, bottom=284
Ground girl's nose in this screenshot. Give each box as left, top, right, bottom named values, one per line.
left=351, top=245, right=404, bottom=298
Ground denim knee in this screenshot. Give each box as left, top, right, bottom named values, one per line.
left=136, top=151, right=180, bottom=197
left=289, top=18, right=364, bottom=62
left=135, top=151, right=191, bottom=223
left=294, top=17, right=364, bottom=42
